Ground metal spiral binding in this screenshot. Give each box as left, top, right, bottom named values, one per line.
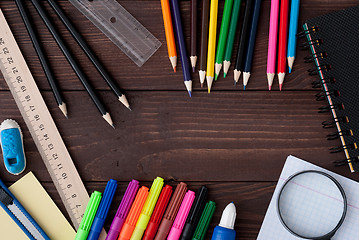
left=334, top=157, right=359, bottom=167
left=305, top=52, right=327, bottom=63
left=308, top=64, right=331, bottom=75
left=312, top=77, right=335, bottom=88
left=297, top=26, right=319, bottom=38
left=299, top=38, right=323, bottom=49
left=315, top=89, right=340, bottom=101
left=327, top=129, right=353, bottom=140
left=322, top=116, right=349, bottom=129
left=330, top=143, right=357, bottom=153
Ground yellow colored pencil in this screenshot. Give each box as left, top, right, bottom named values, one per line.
left=206, top=0, right=219, bottom=93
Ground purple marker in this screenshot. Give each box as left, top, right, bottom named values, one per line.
left=106, top=180, right=139, bottom=240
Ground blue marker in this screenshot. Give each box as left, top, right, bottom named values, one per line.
left=287, top=0, right=300, bottom=73
left=211, top=202, right=236, bottom=240
left=88, top=179, right=118, bottom=240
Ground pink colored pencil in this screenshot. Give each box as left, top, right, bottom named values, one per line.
left=266, top=0, right=280, bottom=90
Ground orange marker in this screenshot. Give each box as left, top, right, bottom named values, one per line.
left=160, top=0, right=177, bottom=72
left=118, top=186, right=149, bottom=240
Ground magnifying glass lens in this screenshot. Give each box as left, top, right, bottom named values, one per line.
left=278, top=172, right=346, bottom=239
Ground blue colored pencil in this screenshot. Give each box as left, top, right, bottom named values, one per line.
left=170, top=0, right=193, bottom=97
left=242, top=0, right=262, bottom=89
left=287, top=0, right=300, bottom=73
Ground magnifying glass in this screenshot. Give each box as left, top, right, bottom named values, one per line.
left=277, top=170, right=347, bottom=239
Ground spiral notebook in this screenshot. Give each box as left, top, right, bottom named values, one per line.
left=257, top=155, right=359, bottom=240
left=302, top=5, right=359, bottom=173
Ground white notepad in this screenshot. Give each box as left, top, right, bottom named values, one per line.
left=257, top=155, right=359, bottom=240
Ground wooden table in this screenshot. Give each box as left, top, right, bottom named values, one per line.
left=1, top=0, right=359, bottom=239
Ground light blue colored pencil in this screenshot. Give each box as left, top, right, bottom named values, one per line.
left=287, top=0, right=300, bottom=73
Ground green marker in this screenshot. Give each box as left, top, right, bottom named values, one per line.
left=223, top=0, right=241, bottom=78
left=215, top=0, right=233, bottom=80
left=192, top=201, right=216, bottom=240
left=75, top=191, right=102, bottom=240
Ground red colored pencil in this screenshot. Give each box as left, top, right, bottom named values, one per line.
left=277, top=0, right=289, bottom=91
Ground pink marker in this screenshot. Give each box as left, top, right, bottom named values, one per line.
left=167, top=191, right=195, bottom=240
left=267, top=0, right=280, bottom=90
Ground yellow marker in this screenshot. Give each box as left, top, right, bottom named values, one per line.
left=130, top=177, right=164, bottom=240
left=206, top=0, right=219, bottom=93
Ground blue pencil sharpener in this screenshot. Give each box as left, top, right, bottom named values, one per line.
left=0, top=119, right=26, bottom=175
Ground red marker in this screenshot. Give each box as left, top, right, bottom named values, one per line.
left=143, top=185, right=173, bottom=240
left=277, top=0, right=289, bottom=90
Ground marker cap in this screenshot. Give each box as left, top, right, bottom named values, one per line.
left=211, top=203, right=237, bottom=240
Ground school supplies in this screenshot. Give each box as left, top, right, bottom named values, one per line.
left=206, top=0, right=219, bottom=92
left=143, top=185, right=173, bottom=240
left=0, top=172, right=76, bottom=240
left=302, top=5, right=359, bottom=173
left=131, top=177, right=164, bottom=240
left=107, top=180, right=139, bottom=240
left=69, top=0, right=161, bottom=67
left=170, top=0, right=193, bottom=97
left=190, top=0, right=198, bottom=72
left=257, top=155, right=359, bottom=239
left=0, top=9, right=89, bottom=229
left=75, top=191, right=102, bottom=240
left=277, top=0, right=289, bottom=90
left=0, top=119, right=26, bottom=175
left=242, top=0, right=262, bottom=89
left=223, top=0, right=242, bottom=78
left=198, top=0, right=210, bottom=87
left=0, top=177, right=50, bottom=240
left=215, top=0, right=234, bottom=80
left=211, top=202, right=236, bottom=240
left=287, top=0, right=300, bottom=72
left=88, top=180, right=118, bottom=240
left=266, top=0, right=279, bottom=90
left=160, top=0, right=178, bottom=72
left=15, top=0, right=67, bottom=117
left=47, top=0, right=130, bottom=110
left=192, top=201, right=216, bottom=240
left=118, top=186, right=149, bottom=240
left=155, top=182, right=187, bottom=240
left=167, top=191, right=195, bottom=240
left=234, top=0, right=253, bottom=84
left=181, top=186, right=208, bottom=240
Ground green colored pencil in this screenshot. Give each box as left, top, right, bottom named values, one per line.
left=215, top=0, right=234, bottom=80
left=223, top=0, right=241, bottom=78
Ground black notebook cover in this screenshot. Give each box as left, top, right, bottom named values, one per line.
left=303, top=5, right=359, bottom=172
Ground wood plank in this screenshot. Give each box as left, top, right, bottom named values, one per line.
left=1, top=91, right=358, bottom=183
left=0, top=0, right=357, bottom=91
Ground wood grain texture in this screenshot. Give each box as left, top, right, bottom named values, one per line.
left=0, top=0, right=358, bottom=239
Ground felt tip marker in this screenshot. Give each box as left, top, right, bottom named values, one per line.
left=88, top=179, right=118, bottom=240
left=211, top=202, right=236, bottom=240
left=118, top=186, right=149, bottom=240
left=155, top=182, right=187, bottom=240
left=167, top=190, right=196, bottom=240
left=130, top=177, right=164, bottom=240
left=180, top=186, right=208, bottom=240
left=143, top=185, right=173, bottom=240
left=106, top=180, right=139, bottom=240
left=192, top=201, right=216, bottom=240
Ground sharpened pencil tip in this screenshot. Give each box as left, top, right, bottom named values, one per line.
left=103, top=112, right=114, bottom=128
left=243, top=85, right=246, bottom=90
left=59, top=103, right=68, bottom=118
left=192, top=67, right=195, bottom=73
left=174, top=67, right=176, bottom=72
left=112, top=124, right=115, bottom=129
left=188, top=91, right=192, bottom=97
left=223, top=72, right=226, bottom=78
left=215, top=74, right=218, bottom=81
left=208, top=88, right=211, bottom=94
left=201, top=83, right=203, bottom=88
left=279, top=84, right=283, bottom=91
left=288, top=67, right=292, bottom=73
left=128, top=107, right=132, bottom=111
left=234, top=80, right=236, bottom=86
left=268, top=85, right=271, bottom=91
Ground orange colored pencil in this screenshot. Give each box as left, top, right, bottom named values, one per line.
left=160, top=0, right=177, bottom=72
left=118, top=186, right=149, bottom=240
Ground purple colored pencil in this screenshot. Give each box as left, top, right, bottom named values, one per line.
left=106, top=180, right=139, bottom=240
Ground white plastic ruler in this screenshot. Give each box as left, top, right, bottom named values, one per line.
left=0, top=9, right=88, bottom=229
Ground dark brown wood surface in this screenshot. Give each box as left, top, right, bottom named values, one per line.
left=0, top=0, right=359, bottom=239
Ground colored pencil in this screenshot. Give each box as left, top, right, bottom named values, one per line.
left=190, top=0, right=198, bottom=72
left=234, top=0, right=254, bottom=84
left=206, top=0, right=219, bottom=92
left=47, top=0, right=130, bottom=110
left=170, top=0, right=193, bottom=97
left=15, top=0, right=67, bottom=117
left=223, top=0, right=242, bottom=78
left=29, top=0, right=114, bottom=127
left=215, top=0, right=233, bottom=80
left=287, top=0, right=300, bottom=73
left=160, top=0, right=178, bottom=72
left=277, top=0, right=289, bottom=90
left=242, top=0, right=262, bottom=89
left=198, top=0, right=210, bottom=87
left=266, top=0, right=279, bottom=90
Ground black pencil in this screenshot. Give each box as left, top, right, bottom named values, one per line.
left=47, top=0, right=130, bottom=111
left=234, top=0, right=253, bottom=84
left=15, top=0, right=67, bottom=117
left=29, top=0, right=114, bottom=127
